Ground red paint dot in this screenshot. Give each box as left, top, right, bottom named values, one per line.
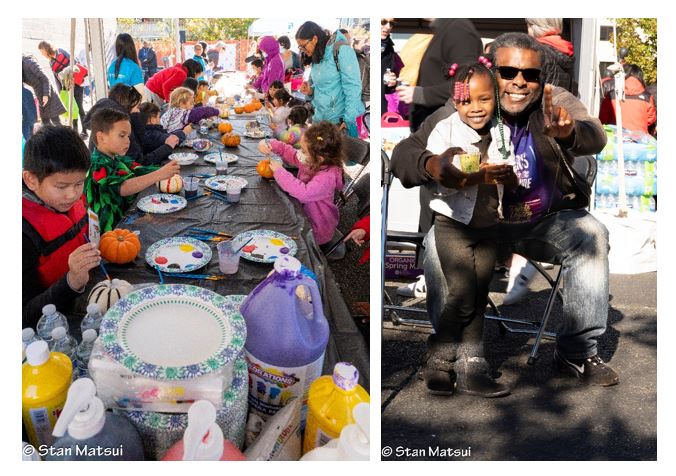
left=155, top=256, right=168, bottom=264
left=242, top=245, right=257, bottom=253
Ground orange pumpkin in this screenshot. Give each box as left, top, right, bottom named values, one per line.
left=256, top=159, right=274, bottom=179
left=221, top=133, right=241, bottom=147
left=234, top=106, right=245, bottom=114
left=243, top=103, right=256, bottom=113
left=99, top=229, right=141, bottom=264
left=252, top=101, right=263, bottom=111
left=218, top=122, right=233, bottom=134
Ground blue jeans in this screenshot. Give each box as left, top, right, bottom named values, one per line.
left=424, top=209, right=610, bottom=360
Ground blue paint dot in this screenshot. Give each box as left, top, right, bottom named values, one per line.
left=170, top=199, right=179, bottom=204
left=268, top=255, right=278, bottom=260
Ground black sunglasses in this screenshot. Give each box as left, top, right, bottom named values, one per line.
left=496, top=66, right=541, bottom=83
left=381, top=19, right=395, bottom=26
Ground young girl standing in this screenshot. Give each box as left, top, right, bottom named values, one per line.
left=258, top=121, right=344, bottom=247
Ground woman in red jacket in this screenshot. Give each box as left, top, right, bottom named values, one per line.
left=599, top=64, right=656, bottom=135
left=145, top=58, right=203, bottom=106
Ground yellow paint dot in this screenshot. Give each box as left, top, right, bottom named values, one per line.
left=270, top=238, right=284, bottom=246
left=179, top=244, right=195, bottom=252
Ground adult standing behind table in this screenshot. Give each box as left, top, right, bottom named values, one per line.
left=278, top=35, right=302, bottom=76
left=191, top=42, right=208, bottom=82
left=296, top=22, right=365, bottom=138
left=22, top=54, right=65, bottom=126
left=145, top=58, right=203, bottom=107
left=107, top=33, right=145, bottom=98
left=252, top=36, right=285, bottom=96
left=396, top=18, right=482, bottom=132
left=138, top=41, right=158, bottom=84
left=392, top=32, right=617, bottom=395
left=37, top=40, right=88, bottom=138
left=526, top=18, right=576, bottom=94
left=207, top=41, right=226, bottom=72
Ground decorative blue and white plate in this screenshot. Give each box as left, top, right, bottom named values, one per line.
left=234, top=229, right=297, bottom=263
left=145, top=236, right=212, bottom=273
left=203, top=152, right=239, bottom=164
left=137, top=194, right=187, bottom=214
left=204, top=175, right=248, bottom=192
left=99, top=284, right=246, bottom=381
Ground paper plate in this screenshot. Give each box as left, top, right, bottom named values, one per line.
left=243, top=130, right=269, bottom=139
left=145, top=236, right=212, bottom=273
left=168, top=152, right=199, bottom=165
left=204, top=175, right=248, bottom=192
left=234, top=229, right=298, bottom=263
left=203, top=152, right=239, bottom=164
left=192, top=139, right=213, bottom=152
left=99, top=284, right=246, bottom=381
left=137, top=194, right=187, bottom=214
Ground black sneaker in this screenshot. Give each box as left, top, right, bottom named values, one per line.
left=554, top=350, right=619, bottom=387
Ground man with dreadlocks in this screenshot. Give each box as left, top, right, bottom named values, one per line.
left=391, top=32, right=615, bottom=397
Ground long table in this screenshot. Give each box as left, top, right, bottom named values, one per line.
left=95, top=112, right=369, bottom=389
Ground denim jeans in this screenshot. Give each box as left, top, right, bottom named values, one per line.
left=424, top=209, right=610, bottom=360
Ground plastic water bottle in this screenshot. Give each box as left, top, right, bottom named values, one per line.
left=75, top=329, right=97, bottom=379
left=50, top=327, right=78, bottom=371
left=22, top=328, right=40, bottom=347
left=80, top=303, right=103, bottom=335
left=36, top=304, right=69, bottom=343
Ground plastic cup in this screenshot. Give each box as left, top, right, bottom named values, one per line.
left=217, top=241, right=240, bottom=274
left=226, top=184, right=242, bottom=203
left=184, top=176, right=199, bottom=199
left=215, top=160, right=228, bottom=175
left=459, top=152, right=480, bottom=173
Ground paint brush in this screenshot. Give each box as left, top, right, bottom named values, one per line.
left=233, top=237, right=254, bottom=254
left=83, top=234, right=111, bottom=281
left=155, top=265, right=164, bottom=284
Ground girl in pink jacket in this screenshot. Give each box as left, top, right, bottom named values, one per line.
left=258, top=122, right=344, bottom=246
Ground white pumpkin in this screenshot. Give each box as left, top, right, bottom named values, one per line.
left=157, top=174, right=184, bottom=194
left=87, top=278, right=133, bottom=313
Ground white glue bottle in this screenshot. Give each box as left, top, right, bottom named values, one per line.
left=48, top=378, right=145, bottom=460
left=300, top=402, right=370, bottom=461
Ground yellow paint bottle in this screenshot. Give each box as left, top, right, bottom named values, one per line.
left=303, top=362, right=370, bottom=454
left=22, top=340, right=72, bottom=449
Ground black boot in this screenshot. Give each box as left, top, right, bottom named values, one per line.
left=455, top=357, right=511, bottom=398
left=422, top=335, right=457, bottom=396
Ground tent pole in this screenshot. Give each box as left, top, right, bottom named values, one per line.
left=68, top=18, right=76, bottom=128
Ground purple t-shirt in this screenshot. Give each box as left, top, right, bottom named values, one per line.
left=502, top=125, right=556, bottom=224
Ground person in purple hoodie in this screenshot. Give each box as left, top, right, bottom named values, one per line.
left=258, top=121, right=344, bottom=249
left=252, top=36, right=285, bottom=95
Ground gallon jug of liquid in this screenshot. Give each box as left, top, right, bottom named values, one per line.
left=240, top=255, right=329, bottom=445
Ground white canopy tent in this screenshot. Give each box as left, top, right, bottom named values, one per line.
left=247, top=17, right=341, bottom=39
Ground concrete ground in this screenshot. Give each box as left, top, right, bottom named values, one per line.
left=382, top=269, right=657, bottom=461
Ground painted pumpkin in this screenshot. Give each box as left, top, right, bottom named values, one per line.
left=99, top=229, right=141, bottom=264
left=157, top=174, right=183, bottom=193
left=87, top=278, right=133, bottom=313
left=234, top=106, right=245, bottom=114
left=221, top=133, right=241, bottom=148
left=243, top=103, right=256, bottom=113
left=256, top=159, right=274, bottom=179
left=218, top=122, right=233, bottom=134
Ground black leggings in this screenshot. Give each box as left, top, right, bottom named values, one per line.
left=433, top=214, right=498, bottom=345
left=73, top=85, right=86, bottom=133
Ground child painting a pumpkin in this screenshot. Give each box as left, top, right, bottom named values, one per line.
left=84, top=108, right=180, bottom=233
left=276, top=105, right=309, bottom=148
left=258, top=121, right=344, bottom=248
left=22, top=126, right=101, bottom=328
left=160, top=86, right=219, bottom=139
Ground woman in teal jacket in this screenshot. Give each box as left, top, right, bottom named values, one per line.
left=296, top=22, right=364, bottom=137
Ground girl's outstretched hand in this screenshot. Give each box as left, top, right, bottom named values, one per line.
left=258, top=140, right=272, bottom=155
left=343, top=228, right=367, bottom=246
left=268, top=160, right=282, bottom=172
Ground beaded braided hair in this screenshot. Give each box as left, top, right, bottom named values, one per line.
left=448, top=56, right=510, bottom=161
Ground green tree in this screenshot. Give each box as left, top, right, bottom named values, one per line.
left=183, top=18, right=256, bottom=41
left=612, top=18, right=657, bottom=85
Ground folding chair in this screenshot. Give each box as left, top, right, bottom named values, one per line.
left=484, top=154, right=598, bottom=364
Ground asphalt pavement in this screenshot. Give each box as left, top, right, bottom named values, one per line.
left=382, top=269, right=657, bottom=461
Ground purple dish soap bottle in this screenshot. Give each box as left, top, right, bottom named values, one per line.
left=240, top=255, right=329, bottom=447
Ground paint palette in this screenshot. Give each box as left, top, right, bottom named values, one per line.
left=192, top=139, right=213, bottom=152
left=233, top=230, right=298, bottom=263
left=203, top=152, right=239, bottom=164
left=168, top=152, right=199, bottom=165
left=137, top=194, right=187, bottom=214
left=243, top=129, right=269, bottom=139
left=145, top=237, right=212, bottom=273
left=204, top=175, right=248, bottom=192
